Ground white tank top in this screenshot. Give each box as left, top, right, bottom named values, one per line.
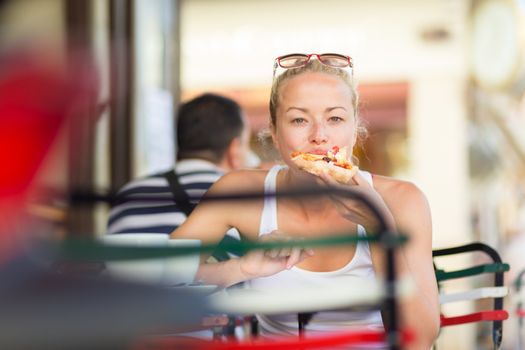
left=250, top=165, right=385, bottom=344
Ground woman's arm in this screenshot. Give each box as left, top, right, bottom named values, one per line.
left=194, top=231, right=314, bottom=288
left=169, top=172, right=249, bottom=286
left=170, top=171, right=313, bottom=288
left=318, top=172, right=440, bottom=347
left=375, top=180, right=440, bottom=349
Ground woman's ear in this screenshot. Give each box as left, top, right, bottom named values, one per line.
left=350, top=125, right=359, bottom=163
left=270, top=124, right=278, bottom=149
left=349, top=118, right=359, bottom=155
left=352, top=116, right=359, bottom=145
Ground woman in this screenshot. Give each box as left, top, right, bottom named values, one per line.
left=171, top=53, right=440, bottom=348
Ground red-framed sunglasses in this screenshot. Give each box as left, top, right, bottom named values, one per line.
left=273, top=53, right=353, bottom=76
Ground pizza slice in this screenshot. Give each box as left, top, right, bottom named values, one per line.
left=290, top=146, right=358, bottom=184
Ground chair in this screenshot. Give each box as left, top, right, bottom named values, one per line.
left=514, top=268, right=525, bottom=349
left=274, top=242, right=511, bottom=349
left=433, top=242, right=510, bottom=349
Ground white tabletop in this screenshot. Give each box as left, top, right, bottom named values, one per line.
left=209, top=278, right=414, bottom=315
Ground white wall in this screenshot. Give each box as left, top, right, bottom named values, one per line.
left=133, top=0, right=177, bottom=177
left=409, top=76, right=472, bottom=349
left=181, top=0, right=468, bottom=87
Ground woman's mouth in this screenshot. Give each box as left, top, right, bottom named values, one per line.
left=309, top=148, right=328, bottom=155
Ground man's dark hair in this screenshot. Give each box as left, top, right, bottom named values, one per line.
left=176, top=93, right=244, bottom=162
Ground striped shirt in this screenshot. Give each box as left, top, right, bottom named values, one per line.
left=107, top=159, right=225, bottom=235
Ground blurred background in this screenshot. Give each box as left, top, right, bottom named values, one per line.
left=2, top=0, right=525, bottom=348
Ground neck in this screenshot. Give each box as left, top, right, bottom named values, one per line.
left=216, top=157, right=231, bottom=172
left=177, top=154, right=223, bottom=168
left=279, top=168, right=333, bottom=212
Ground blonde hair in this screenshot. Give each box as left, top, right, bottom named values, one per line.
left=268, top=60, right=367, bottom=141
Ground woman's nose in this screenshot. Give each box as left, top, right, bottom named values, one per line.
left=309, top=122, right=328, bottom=144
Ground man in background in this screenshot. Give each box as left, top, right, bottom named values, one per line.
left=107, top=93, right=253, bottom=255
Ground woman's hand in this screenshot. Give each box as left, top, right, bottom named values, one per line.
left=318, top=171, right=396, bottom=233
left=238, top=230, right=314, bottom=280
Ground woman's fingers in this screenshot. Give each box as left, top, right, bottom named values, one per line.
left=264, top=249, right=279, bottom=259
left=285, top=247, right=301, bottom=269
left=259, top=232, right=314, bottom=269
left=289, top=245, right=313, bottom=267
left=264, top=247, right=291, bottom=259
left=260, top=234, right=277, bottom=258
left=352, top=171, right=372, bottom=188
left=278, top=247, right=292, bottom=258
left=285, top=246, right=315, bottom=269
left=319, top=170, right=337, bottom=185
left=262, top=232, right=291, bottom=258
left=277, top=235, right=292, bottom=258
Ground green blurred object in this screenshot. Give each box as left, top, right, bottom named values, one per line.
left=435, top=263, right=510, bottom=282
left=56, top=233, right=408, bottom=262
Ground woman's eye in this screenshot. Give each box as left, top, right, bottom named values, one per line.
left=291, top=118, right=307, bottom=125
left=329, top=116, right=344, bottom=122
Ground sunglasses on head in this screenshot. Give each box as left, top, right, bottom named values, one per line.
left=273, top=53, right=353, bottom=77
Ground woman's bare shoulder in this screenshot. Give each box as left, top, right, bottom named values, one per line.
left=203, top=169, right=270, bottom=238
left=371, top=174, right=431, bottom=241
left=208, top=168, right=269, bottom=194
left=371, top=174, right=430, bottom=216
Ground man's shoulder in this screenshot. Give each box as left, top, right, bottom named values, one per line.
left=175, top=159, right=223, bottom=176
left=117, top=174, right=170, bottom=195
left=117, top=165, right=222, bottom=193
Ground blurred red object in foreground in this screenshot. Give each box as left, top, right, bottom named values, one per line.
left=136, top=328, right=415, bottom=350
left=0, top=47, right=98, bottom=263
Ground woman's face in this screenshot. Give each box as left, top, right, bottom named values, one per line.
left=272, top=71, right=356, bottom=169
